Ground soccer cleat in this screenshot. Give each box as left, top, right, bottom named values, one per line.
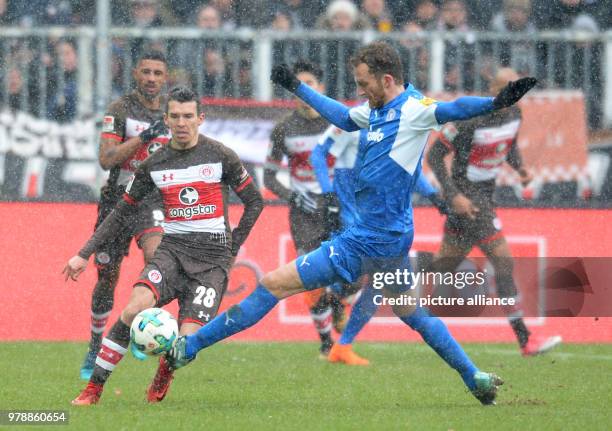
left=522, top=335, right=562, bottom=357
left=146, top=356, right=175, bottom=403
left=327, top=343, right=370, bottom=366
left=79, top=347, right=98, bottom=381
left=71, top=382, right=103, bottom=406
left=165, top=336, right=195, bottom=370
left=130, top=342, right=148, bottom=361
left=471, top=371, right=504, bottom=405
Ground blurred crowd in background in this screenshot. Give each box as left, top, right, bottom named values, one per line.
left=1, top=0, right=609, bottom=125
left=1, top=0, right=610, bottom=32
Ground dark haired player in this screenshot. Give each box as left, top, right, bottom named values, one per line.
left=167, top=41, right=537, bottom=405
left=427, top=67, right=561, bottom=356
left=264, top=59, right=347, bottom=358
left=79, top=50, right=171, bottom=380
left=64, top=86, right=263, bottom=405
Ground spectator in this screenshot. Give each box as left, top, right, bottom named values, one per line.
left=315, top=0, right=371, bottom=98
left=196, top=4, right=223, bottom=29
left=437, top=0, right=476, bottom=91
left=0, top=0, right=16, bottom=24
left=490, top=0, right=538, bottom=76
left=361, top=0, right=393, bottom=32
left=316, top=0, right=371, bottom=31
left=39, top=0, right=73, bottom=25
left=436, top=0, right=470, bottom=31
left=276, top=0, right=325, bottom=29
left=414, top=0, right=439, bottom=28
left=396, top=21, right=429, bottom=90
left=490, top=0, right=536, bottom=32
left=47, top=40, right=78, bottom=122
left=3, top=67, right=25, bottom=112
left=118, top=0, right=177, bottom=61
left=271, top=8, right=293, bottom=31
left=535, top=0, right=602, bottom=127
left=209, top=0, right=237, bottom=29
left=464, top=0, right=502, bottom=29
left=534, top=0, right=599, bottom=31
left=270, top=7, right=304, bottom=95
left=201, top=48, right=230, bottom=97
left=177, top=4, right=229, bottom=96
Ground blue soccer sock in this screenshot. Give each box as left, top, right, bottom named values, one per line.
left=339, top=286, right=378, bottom=345
left=400, top=307, right=479, bottom=390
left=185, top=284, right=279, bottom=358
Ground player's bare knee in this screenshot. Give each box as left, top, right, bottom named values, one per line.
left=261, top=262, right=304, bottom=299
left=121, top=285, right=156, bottom=324
left=179, top=322, right=202, bottom=335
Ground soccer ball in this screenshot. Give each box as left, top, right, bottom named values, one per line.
left=130, top=308, right=179, bottom=356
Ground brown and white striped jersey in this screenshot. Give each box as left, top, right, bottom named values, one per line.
left=100, top=91, right=171, bottom=187
left=79, top=135, right=263, bottom=260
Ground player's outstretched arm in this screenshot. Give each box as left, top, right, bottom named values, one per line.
left=271, top=64, right=360, bottom=132
left=310, top=138, right=334, bottom=194
left=435, top=77, right=537, bottom=124
left=76, top=198, right=139, bottom=262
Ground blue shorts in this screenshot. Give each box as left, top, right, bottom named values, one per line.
left=296, top=225, right=414, bottom=293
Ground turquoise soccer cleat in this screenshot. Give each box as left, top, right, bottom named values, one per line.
left=165, top=336, right=195, bottom=370
left=471, top=371, right=504, bottom=405
left=79, top=348, right=98, bottom=380
left=130, top=342, right=149, bottom=361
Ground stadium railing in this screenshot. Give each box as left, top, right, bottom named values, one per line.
left=1, top=27, right=611, bottom=205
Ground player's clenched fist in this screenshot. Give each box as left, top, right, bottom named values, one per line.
left=139, top=119, right=168, bottom=144
left=271, top=64, right=301, bottom=92
left=63, top=255, right=88, bottom=281
left=492, top=77, right=537, bottom=110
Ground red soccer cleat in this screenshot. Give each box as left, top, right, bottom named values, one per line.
left=71, top=382, right=103, bottom=406
left=146, top=356, right=175, bottom=403
left=522, top=335, right=563, bottom=357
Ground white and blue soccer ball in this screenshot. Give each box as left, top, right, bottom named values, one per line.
left=130, top=308, right=179, bottom=356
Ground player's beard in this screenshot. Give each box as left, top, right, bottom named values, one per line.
left=137, top=85, right=159, bottom=102
left=368, top=81, right=386, bottom=108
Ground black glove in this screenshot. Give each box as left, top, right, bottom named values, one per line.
left=271, top=64, right=301, bottom=93
left=492, top=77, right=537, bottom=110
left=322, top=192, right=341, bottom=236
left=139, top=119, right=168, bottom=144
left=428, top=193, right=450, bottom=215
left=290, top=191, right=317, bottom=214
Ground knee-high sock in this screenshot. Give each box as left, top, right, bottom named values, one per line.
left=186, top=285, right=279, bottom=358
left=339, top=286, right=378, bottom=345
left=90, top=319, right=130, bottom=386
left=309, top=293, right=333, bottom=343
left=400, top=307, right=478, bottom=390
left=88, top=267, right=119, bottom=353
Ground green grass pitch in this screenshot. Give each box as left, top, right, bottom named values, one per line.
left=2, top=342, right=611, bottom=430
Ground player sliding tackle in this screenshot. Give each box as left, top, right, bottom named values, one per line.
left=167, top=41, right=537, bottom=405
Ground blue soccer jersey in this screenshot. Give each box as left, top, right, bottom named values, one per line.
left=345, top=85, right=440, bottom=234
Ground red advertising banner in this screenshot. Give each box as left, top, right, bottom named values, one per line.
left=0, top=202, right=610, bottom=342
